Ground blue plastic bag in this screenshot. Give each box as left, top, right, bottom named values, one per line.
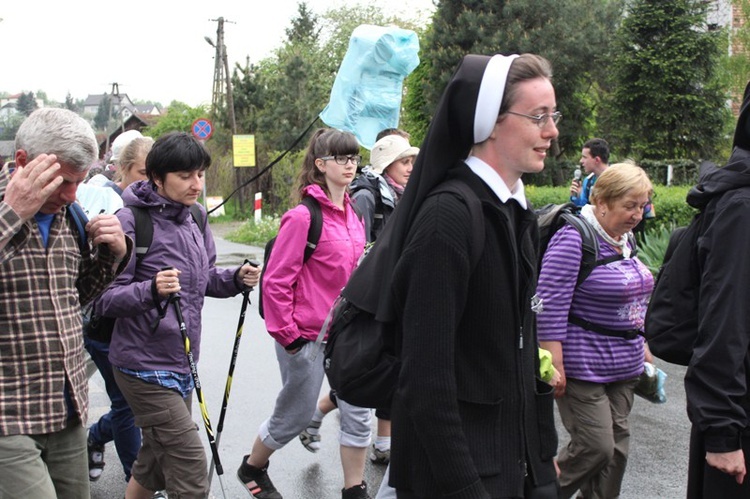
left=635, top=362, right=668, bottom=404
left=320, top=25, right=420, bottom=149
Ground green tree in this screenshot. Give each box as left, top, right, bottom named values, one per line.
left=16, top=92, right=38, bottom=117
left=286, top=1, right=319, bottom=43
left=94, top=95, right=112, bottom=131
left=726, top=0, right=750, bottom=99
left=604, top=0, right=732, bottom=160
left=0, top=114, right=24, bottom=140
left=415, top=0, right=624, bottom=164
left=64, top=93, right=79, bottom=112
left=142, top=101, right=208, bottom=138
left=35, top=90, right=48, bottom=105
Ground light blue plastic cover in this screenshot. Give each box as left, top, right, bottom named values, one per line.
left=320, top=25, right=420, bottom=149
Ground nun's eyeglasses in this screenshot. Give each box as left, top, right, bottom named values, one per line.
left=505, top=111, right=562, bottom=128
left=320, top=155, right=362, bottom=166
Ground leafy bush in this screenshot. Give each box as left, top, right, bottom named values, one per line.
left=649, top=185, right=698, bottom=228
left=636, top=223, right=674, bottom=276
left=224, top=215, right=280, bottom=247
left=526, top=185, right=698, bottom=228
left=525, top=185, right=571, bottom=206
left=639, top=159, right=702, bottom=186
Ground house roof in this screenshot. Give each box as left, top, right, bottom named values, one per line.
left=97, top=113, right=157, bottom=159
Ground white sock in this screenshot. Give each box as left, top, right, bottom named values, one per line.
left=303, top=411, right=323, bottom=451
left=374, top=436, right=391, bottom=452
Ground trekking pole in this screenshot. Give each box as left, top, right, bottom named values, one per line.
left=169, top=291, right=229, bottom=499
left=208, top=259, right=259, bottom=486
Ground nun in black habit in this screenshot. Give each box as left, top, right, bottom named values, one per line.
left=343, top=53, right=561, bottom=498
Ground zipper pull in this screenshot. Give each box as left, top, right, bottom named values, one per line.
left=519, top=326, right=524, bottom=349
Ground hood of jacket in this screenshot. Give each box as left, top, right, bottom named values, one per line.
left=122, top=179, right=194, bottom=221
left=687, top=150, right=750, bottom=211
left=688, top=81, right=750, bottom=210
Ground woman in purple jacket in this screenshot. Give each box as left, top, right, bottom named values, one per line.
left=97, top=132, right=259, bottom=499
left=537, top=162, right=654, bottom=499
left=237, top=128, right=370, bottom=499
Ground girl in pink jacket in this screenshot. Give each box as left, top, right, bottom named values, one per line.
left=238, top=129, right=372, bottom=499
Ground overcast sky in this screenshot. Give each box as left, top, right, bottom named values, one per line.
left=1, top=0, right=435, bottom=108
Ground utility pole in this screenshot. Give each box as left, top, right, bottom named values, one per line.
left=105, top=82, right=121, bottom=157
left=207, top=17, right=242, bottom=212
left=207, top=17, right=236, bottom=133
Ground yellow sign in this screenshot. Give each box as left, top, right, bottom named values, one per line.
left=233, top=135, right=256, bottom=167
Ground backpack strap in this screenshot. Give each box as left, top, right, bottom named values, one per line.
left=124, top=206, right=154, bottom=263
left=563, top=214, right=643, bottom=339
left=300, top=196, right=323, bottom=262
left=189, top=204, right=207, bottom=234
left=349, top=174, right=377, bottom=221
left=559, top=212, right=600, bottom=287
left=124, top=204, right=207, bottom=263
left=66, top=202, right=89, bottom=253
left=429, top=179, right=485, bottom=271
left=568, top=314, right=644, bottom=340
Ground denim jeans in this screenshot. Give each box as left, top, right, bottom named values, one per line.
left=84, top=336, right=141, bottom=481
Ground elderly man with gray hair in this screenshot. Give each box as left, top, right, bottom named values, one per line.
left=0, top=108, right=131, bottom=498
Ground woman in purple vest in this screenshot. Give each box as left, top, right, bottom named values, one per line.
left=537, top=162, right=655, bottom=499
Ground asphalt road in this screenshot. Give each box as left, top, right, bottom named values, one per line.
left=89, top=229, right=692, bottom=499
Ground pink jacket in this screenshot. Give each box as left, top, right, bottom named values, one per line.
left=262, top=184, right=365, bottom=347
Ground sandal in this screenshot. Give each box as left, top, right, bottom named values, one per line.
left=298, top=420, right=322, bottom=453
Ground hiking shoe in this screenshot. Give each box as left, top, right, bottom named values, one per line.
left=237, top=455, right=282, bottom=499
left=342, top=481, right=370, bottom=499
left=87, top=437, right=105, bottom=481
left=369, top=444, right=390, bottom=465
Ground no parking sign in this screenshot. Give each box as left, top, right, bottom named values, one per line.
left=192, top=118, right=213, bottom=141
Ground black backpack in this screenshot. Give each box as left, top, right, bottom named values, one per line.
left=644, top=208, right=709, bottom=366
left=536, top=202, right=642, bottom=339
left=258, top=196, right=322, bottom=319
left=349, top=172, right=387, bottom=241
left=322, top=179, right=485, bottom=409
left=83, top=204, right=206, bottom=342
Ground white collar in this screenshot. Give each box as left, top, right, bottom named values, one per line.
left=464, top=156, right=527, bottom=209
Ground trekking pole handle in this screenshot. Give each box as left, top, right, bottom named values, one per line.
left=243, top=259, right=261, bottom=293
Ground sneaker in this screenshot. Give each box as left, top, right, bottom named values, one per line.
left=369, top=444, right=390, bottom=465
left=237, top=455, right=282, bottom=499
left=342, top=481, right=370, bottom=499
left=87, top=437, right=105, bottom=481
left=152, top=492, right=168, bottom=499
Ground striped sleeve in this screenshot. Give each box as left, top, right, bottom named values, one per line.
left=537, top=225, right=583, bottom=341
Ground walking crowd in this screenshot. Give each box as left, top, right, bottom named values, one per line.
left=0, top=49, right=749, bottom=499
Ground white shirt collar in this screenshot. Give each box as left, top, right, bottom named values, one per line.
left=464, top=156, right=527, bottom=209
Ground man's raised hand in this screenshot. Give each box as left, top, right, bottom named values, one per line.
left=4, top=154, right=63, bottom=221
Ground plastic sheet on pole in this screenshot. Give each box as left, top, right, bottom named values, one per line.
left=320, top=24, right=420, bottom=149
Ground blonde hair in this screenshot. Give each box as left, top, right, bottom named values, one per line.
left=113, top=137, right=154, bottom=184
left=589, top=161, right=653, bottom=206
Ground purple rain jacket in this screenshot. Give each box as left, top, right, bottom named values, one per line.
left=99, top=180, right=243, bottom=373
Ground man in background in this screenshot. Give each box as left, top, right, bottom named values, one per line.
left=570, top=137, right=610, bottom=206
